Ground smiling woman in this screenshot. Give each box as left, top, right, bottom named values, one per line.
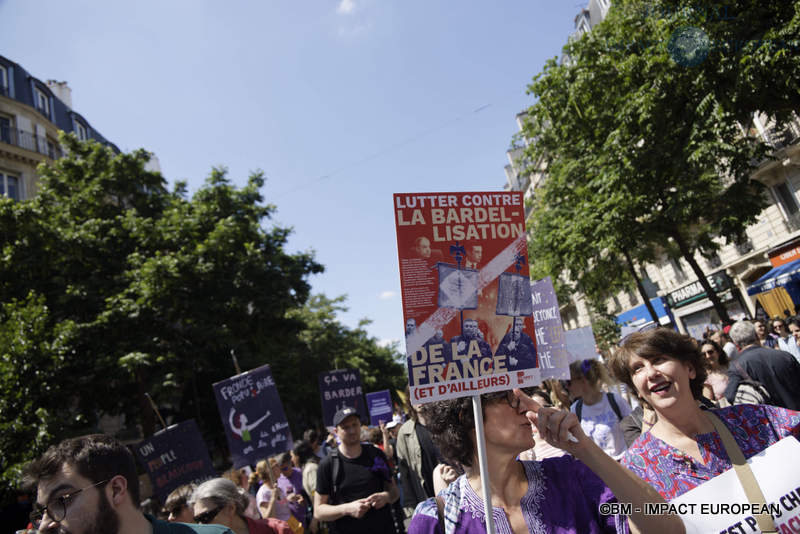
left=407, top=389, right=684, bottom=534
left=609, top=328, right=800, bottom=502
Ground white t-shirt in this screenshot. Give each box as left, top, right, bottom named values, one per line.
left=570, top=392, right=632, bottom=459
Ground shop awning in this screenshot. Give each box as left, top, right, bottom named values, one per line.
left=615, top=297, right=671, bottom=326
left=747, top=257, right=800, bottom=295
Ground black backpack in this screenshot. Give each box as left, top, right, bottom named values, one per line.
left=575, top=392, right=623, bottom=422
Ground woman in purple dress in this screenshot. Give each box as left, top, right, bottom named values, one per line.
left=407, top=389, right=683, bottom=534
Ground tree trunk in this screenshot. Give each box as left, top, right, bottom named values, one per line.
left=622, top=247, right=659, bottom=325
left=670, top=229, right=732, bottom=324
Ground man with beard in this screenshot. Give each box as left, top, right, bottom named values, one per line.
left=25, top=434, right=233, bottom=533
left=495, top=316, right=537, bottom=371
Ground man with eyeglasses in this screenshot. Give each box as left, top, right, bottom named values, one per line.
left=24, top=434, right=234, bottom=533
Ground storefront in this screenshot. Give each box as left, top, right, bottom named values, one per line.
left=666, top=271, right=750, bottom=339
left=746, top=238, right=800, bottom=318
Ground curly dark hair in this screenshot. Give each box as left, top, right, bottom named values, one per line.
left=609, top=328, right=707, bottom=405
left=418, top=390, right=524, bottom=468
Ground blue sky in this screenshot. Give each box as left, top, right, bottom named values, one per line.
left=1, top=0, right=580, bottom=349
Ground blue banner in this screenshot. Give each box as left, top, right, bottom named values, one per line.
left=318, top=369, right=367, bottom=429
left=213, top=365, right=293, bottom=468
left=365, top=389, right=393, bottom=427
left=531, top=277, right=569, bottom=380
left=134, top=419, right=217, bottom=504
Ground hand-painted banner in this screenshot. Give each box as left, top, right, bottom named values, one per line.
left=563, top=326, right=598, bottom=364
left=318, top=369, right=367, bottom=429
left=530, top=277, right=569, bottom=380
left=366, top=389, right=393, bottom=427
left=213, top=365, right=293, bottom=468
left=134, top=419, right=216, bottom=504
left=394, top=192, right=540, bottom=404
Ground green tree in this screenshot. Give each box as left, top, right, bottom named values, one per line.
left=520, top=0, right=794, bottom=323
left=283, top=294, right=407, bottom=428
left=0, top=134, right=406, bottom=503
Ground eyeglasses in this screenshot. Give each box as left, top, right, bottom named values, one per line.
left=30, top=478, right=110, bottom=527
left=483, top=388, right=537, bottom=410
left=194, top=505, right=225, bottom=524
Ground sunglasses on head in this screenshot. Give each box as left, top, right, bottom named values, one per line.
left=194, top=505, right=224, bottom=524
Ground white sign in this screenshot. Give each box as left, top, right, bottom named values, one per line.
left=670, top=437, right=800, bottom=533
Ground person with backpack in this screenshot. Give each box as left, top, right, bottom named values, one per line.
left=725, top=320, right=800, bottom=410
left=565, top=359, right=632, bottom=459
left=314, top=407, right=399, bottom=534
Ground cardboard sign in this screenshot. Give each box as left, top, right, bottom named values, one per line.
left=213, top=365, right=293, bottom=468
left=318, top=369, right=367, bottom=429
left=564, top=325, right=597, bottom=363
left=366, top=389, right=394, bottom=427
left=530, top=277, right=569, bottom=380
left=394, top=192, right=540, bottom=404
left=670, top=437, right=800, bottom=533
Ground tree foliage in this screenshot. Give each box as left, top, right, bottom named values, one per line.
left=0, top=134, right=406, bottom=503
left=520, top=0, right=798, bottom=322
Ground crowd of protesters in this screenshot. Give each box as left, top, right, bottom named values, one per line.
left=9, top=316, right=800, bottom=534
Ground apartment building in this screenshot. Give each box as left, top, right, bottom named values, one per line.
left=0, top=54, right=119, bottom=201
left=504, top=2, right=800, bottom=339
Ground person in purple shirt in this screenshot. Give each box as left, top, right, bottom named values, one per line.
left=276, top=451, right=309, bottom=527
left=407, top=389, right=684, bottom=534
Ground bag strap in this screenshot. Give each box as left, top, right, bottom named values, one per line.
left=606, top=392, right=623, bottom=421
left=330, top=449, right=340, bottom=504
left=706, top=412, right=777, bottom=533
left=435, top=496, right=445, bottom=534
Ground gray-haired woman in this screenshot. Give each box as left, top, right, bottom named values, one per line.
left=191, top=478, right=293, bottom=534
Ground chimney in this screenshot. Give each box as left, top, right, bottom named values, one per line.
left=46, top=80, right=72, bottom=108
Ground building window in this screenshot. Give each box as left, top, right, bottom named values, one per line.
left=706, top=253, right=722, bottom=269
left=774, top=181, right=799, bottom=216
left=75, top=121, right=87, bottom=141
left=35, top=87, right=49, bottom=117
left=669, top=257, right=688, bottom=282
left=0, top=115, right=11, bottom=144
left=0, top=65, right=7, bottom=96
left=1, top=173, right=19, bottom=201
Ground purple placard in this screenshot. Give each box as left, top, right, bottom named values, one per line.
left=318, top=369, right=368, bottom=429
left=365, top=389, right=393, bottom=427
left=213, top=365, right=293, bottom=468
left=134, top=419, right=217, bottom=504
left=531, top=277, right=570, bottom=380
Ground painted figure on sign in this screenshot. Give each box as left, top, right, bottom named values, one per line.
left=495, top=316, right=537, bottom=371
left=229, top=408, right=269, bottom=443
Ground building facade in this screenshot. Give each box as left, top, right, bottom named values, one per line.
left=504, top=2, right=800, bottom=339
left=0, top=54, right=118, bottom=201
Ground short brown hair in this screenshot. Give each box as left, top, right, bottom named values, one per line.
left=23, top=434, right=140, bottom=505
left=609, top=328, right=707, bottom=403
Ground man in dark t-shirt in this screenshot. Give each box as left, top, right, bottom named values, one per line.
left=315, top=407, right=399, bottom=534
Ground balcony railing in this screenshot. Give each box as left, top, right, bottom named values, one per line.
left=0, top=125, right=62, bottom=159
left=764, top=120, right=800, bottom=150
